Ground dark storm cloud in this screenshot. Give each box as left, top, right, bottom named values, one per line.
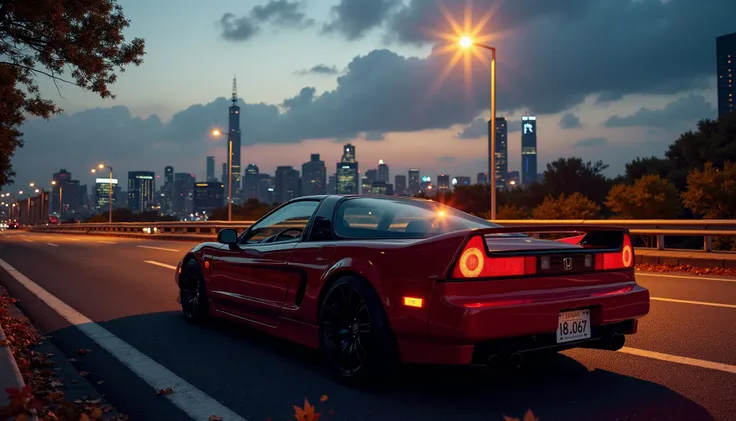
left=322, top=0, right=401, bottom=40
left=603, top=93, right=716, bottom=128
left=559, top=113, right=581, bottom=129
left=328, top=0, right=733, bottom=115
left=219, top=0, right=312, bottom=41
left=457, top=117, right=521, bottom=139
left=281, top=87, right=316, bottom=110
left=294, top=64, right=340, bottom=76
left=574, top=137, right=607, bottom=148
left=363, top=131, right=385, bottom=141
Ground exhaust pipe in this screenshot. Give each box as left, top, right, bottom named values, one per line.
left=610, top=333, right=625, bottom=351
left=508, top=352, right=523, bottom=369
left=486, top=355, right=502, bottom=370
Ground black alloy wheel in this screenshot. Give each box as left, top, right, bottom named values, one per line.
left=179, top=259, right=210, bottom=323
left=319, top=276, right=397, bottom=383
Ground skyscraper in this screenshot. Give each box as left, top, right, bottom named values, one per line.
left=521, top=115, right=538, bottom=185
left=163, top=166, right=174, bottom=214
left=275, top=166, right=300, bottom=203
left=174, top=173, right=195, bottom=214
left=437, top=174, right=450, bottom=192
left=408, top=169, right=420, bottom=195
left=206, top=157, right=215, bottom=182
left=394, top=174, right=407, bottom=196
left=94, top=177, right=119, bottom=211
left=493, top=117, right=508, bottom=190
left=477, top=172, right=488, bottom=185
left=242, top=164, right=259, bottom=201
left=193, top=182, right=225, bottom=213
left=227, top=77, right=242, bottom=197
left=127, top=171, right=156, bottom=212
left=717, top=32, right=736, bottom=118
left=336, top=143, right=359, bottom=194
left=377, top=159, right=389, bottom=182
left=301, top=154, right=327, bottom=196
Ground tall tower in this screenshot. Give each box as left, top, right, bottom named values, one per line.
left=227, top=76, right=242, bottom=199
left=521, top=116, right=538, bottom=185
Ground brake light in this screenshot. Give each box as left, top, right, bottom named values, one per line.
left=595, top=233, right=634, bottom=270
left=451, top=235, right=537, bottom=279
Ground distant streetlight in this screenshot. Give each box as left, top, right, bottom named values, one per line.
left=211, top=129, right=233, bottom=221
left=91, top=163, right=114, bottom=223
left=458, top=36, right=498, bottom=220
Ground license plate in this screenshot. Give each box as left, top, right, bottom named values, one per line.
left=556, top=309, right=591, bottom=343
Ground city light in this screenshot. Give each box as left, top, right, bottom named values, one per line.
left=212, top=129, right=222, bottom=137
left=459, top=36, right=473, bottom=49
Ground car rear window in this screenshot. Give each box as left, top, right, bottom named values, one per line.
left=334, top=197, right=501, bottom=239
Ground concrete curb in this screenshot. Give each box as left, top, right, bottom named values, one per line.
left=0, top=288, right=30, bottom=411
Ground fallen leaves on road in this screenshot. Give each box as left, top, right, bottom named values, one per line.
left=154, top=387, right=174, bottom=396
left=209, top=416, right=223, bottom=421
left=0, top=291, right=128, bottom=420
left=636, top=263, right=736, bottom=276
left=504, top=410, right=539, bottom=421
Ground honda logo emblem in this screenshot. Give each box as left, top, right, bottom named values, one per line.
left=563, top=257, right=573, bottom=271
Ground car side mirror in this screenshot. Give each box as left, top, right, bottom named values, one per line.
left=217, top=228, right=238, bottom=245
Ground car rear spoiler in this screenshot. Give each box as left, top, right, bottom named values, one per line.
left=445, top=225, right=634, bottom=280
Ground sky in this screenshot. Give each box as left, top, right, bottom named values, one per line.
left=7, top=0, right=736, bottom=192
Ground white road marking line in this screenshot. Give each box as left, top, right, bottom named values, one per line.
left=137, top=245, right=180, bottom=252
left=0, top=258, right=247, bottom=421
left=46, top=243, right=59, bottom=247
left=637, top=272, right=736, bottom=283
left=144, top=260, right=178, bottom=270
left=619, top=347, right=736, bottom=375
left=97, top=240, right=116, bottom=244
left=650, top=296, right=736, bottom=309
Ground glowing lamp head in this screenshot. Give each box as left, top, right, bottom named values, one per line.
left=212, top=129, right=222, bottom=137
left=459, top=36, right=473, bottom=49
left=98, top=164, right=104, bottom=169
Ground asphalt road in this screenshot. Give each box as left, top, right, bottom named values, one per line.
left=0, top=230, right=735, bottom=421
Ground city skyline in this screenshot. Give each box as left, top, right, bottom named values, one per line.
left=6, top=0, right=735, bottom=191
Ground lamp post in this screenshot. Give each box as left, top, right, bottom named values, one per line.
left=211, top=129, right=233, bottom=221
left=51, top=180, right=63, bottom=220
left=459, top=36, right=497, bottom=220
left=91, top=164, right=113, bottom=223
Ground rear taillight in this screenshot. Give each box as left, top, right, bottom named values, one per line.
left=595, top=233, right=634, bottom=270
left=451, top=235, right=537, bottom=279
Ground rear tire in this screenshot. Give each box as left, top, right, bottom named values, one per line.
left=318, top=276, right=398, bottom=385
left=179, top=258, right=210, bottom=323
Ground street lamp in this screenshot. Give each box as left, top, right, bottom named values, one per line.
left=51, top=180, right=63, bottom=220
left=459, top=36, right=498, bottom=220
left=91, top=163, right=113, bottom=223
left=211, top=129, right=233, bottom=221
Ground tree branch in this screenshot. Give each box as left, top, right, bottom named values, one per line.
left=0, top=60, right=82, bottom=90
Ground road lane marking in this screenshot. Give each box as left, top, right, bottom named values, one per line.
left=66, top=238, right=80, bottom=241
left=22, top=239, right=32, bottom=243
left=0, top=258, right=247, bottom=421
left=144, top=260, right=178, bottom=270
left=137, top=245, right=180, bottom=252
left=619, top=347, right=736, bottom=375
left=97, top=240, right=116, bottom=244
left=650, top=296, right=736, bottom=309
left=46, top=243, right=59, bottom=247
left=637, top=272, right=736, bottom=284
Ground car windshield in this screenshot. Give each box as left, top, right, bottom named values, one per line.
left=334, top=197, right=503, bottom=239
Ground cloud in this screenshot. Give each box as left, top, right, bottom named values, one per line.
left=574, top=137, right=607, bottom=148
left=219, top=0, right=313, bottom=41
left=603, top=93, right=716, bottom=128
left=322, top=0, right=401, bottom=40
left=363, top=131, right=385, bottom=141
left=457, top=118, right=487, bottom=139
left=294, top=64, right=340, bottom=76
left=559, top=113, right=581, bottom=129
left=321, top=0, right=733, bottom=114
left=437, top=155, right=455, bottom=163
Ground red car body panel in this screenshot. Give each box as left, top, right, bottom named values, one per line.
left=177, top=196, right=650, bottom=367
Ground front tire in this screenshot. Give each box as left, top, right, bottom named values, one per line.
left=318, top=276, right=397, bottom=384
left=179, top=258, right=210, bottom=323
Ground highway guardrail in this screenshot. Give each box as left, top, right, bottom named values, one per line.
left=25, top=219, right=736, bottom=252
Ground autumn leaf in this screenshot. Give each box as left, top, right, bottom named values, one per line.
left=523, top=410, right=539, bottom=421
left=320, top=394, right=328, bottom=403
left=154, top=387, right=174, bottom=396
left=14, top=414, right=31, bottom=421
left=503, top=416, right=520, bottom=421
left=91, top=407, right=104, bottom=418
left=80, top=413, right=91, bottom=421
left=294, top=398, right=321, bottom=421
left=77, top=349, right=91, bottom=356
left=209, top=416, right=223, bottom=421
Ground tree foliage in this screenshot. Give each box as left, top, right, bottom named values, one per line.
left=606, top=175, right=681, bottom=219
left=681, top=161, right=736, bottom=219
left=531, top=192, right=601, bottom=220
left=496, top=204, right=527, bottom=219
left=0, top=0, right=146, bottom=188
left=210, top=198, right=275, bottom=221
left=541, top=157, right=610, bottom=205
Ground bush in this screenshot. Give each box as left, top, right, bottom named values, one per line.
left=531, top=193, right=600, bottom=219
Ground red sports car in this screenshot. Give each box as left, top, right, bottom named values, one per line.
left=175, top=195, right=650, bottom=381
